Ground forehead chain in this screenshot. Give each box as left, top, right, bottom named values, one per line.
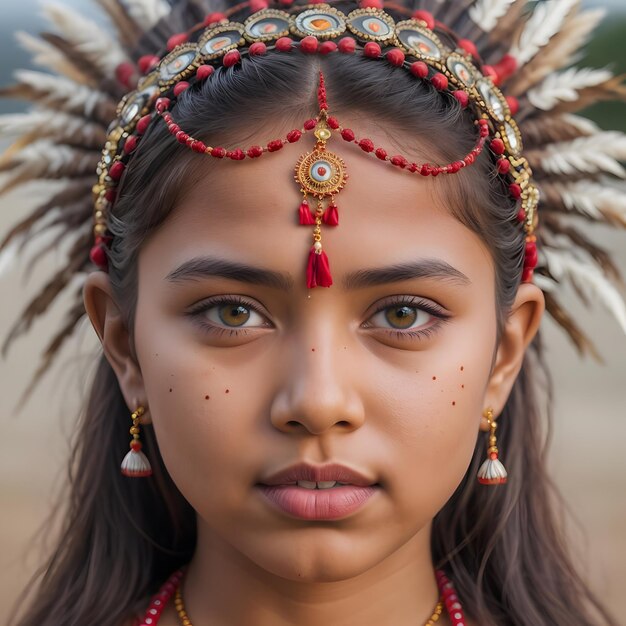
left=91, top=1, right=539, bottom=289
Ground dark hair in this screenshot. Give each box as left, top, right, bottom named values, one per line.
left=8, top=2, right=619, bottom=625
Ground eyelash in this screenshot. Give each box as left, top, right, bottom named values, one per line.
left=186, top=295, right=450, bottom=341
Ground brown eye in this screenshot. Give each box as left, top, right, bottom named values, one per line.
left=384, top=305, right=418, bottom=329
left=218, top=304, right=251, bottom=327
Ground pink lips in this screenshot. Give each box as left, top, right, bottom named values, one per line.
left=257, top=461, right=379, bottom=520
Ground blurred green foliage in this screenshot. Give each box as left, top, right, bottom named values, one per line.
left=580, top=13, right=626, bottom=131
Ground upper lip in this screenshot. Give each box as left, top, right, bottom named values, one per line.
left=258, top=462, right=378, bottom=487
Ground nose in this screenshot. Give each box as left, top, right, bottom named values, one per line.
left=269, top=327, right=366, bottom=436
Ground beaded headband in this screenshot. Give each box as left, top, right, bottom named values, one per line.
left=90, top=1, right=539, bottom=288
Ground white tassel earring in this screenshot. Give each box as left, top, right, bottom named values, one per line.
left=120, top=405, right=153, bottom=478
left=477, top=407, right=508, bottom=485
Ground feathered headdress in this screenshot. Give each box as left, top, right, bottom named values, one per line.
left=1, top=0, right=625, bottom=401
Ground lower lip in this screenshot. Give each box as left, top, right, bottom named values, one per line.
left=256, top=484, right=378, bottom=520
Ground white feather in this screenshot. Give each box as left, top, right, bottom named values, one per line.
left=537, top=132, right=626, bottom=178
left=510, top=0, right=579, bottom=65
left=469, top=0, right=517, bottom=32
left=13, top=69, right=112, bottom=119
left=15, top=30, right=92, bottom=85
left=41, top=2, right=130, bottom=77
left=5, top=139, right=98, bottom=178
left=0, top=111, right=106, bottom=147
left=528, top=67, right=613, bottom=110
left=121, top=0, right=170, bottom=27
left=560, top=113, right=601, bottom=135
left=542, top=248, right=626, bottom=335
left=553, top=180, right=626, bottom=221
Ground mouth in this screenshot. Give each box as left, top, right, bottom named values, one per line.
left=255, top=461, right=381, bottom=519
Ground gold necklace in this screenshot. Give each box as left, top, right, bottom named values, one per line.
left=175, top=583, right=444, bottom=625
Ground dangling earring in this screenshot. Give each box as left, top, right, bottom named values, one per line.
left=477, top=407, right=507, bottom=485
left=120, top=405, right=153, bottom=477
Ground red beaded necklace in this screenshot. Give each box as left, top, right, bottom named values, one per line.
left=137, top=567, right=467, bottom=625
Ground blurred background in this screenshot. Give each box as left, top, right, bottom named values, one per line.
left=0, top=1, right=625, bottom=624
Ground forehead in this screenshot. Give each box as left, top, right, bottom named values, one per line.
left=140, top=120, right=493, bottom=290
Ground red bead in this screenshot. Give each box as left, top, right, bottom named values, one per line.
left=247, top=145, right=263, bottom=158
left=341, top=128, right=355, bottom=141
left=287, top=129, right=302, bottom=142
left=431, top=73, right=448, bottom=90
left=360, top=0, right=383, bottom=7
left=130, top=440, right=142, bottom=452
left=522, top=267, right=533, bottom=282
left=136, top=114, right=152, bottom=135
left=506, top=96, right=519, bottom=116
left=525, top=248, right=538, bottom=268
left=175, top=131, right=189, bottom=144
left=191, top=140, right=207, bottom=153
left=327, top=117, right=339, bottom=129
left=228, top=148, right=245, bottom=160
left=223, top=50, right=240, bottom=67
left=408, top=163, right=418, bottom=172
left=167, top=33, right=189, bottom=51
left=359, top=138, right=374, bottom=152
left=104, top=188, right=117, bottom=202
left=431, top=166, right=441, bottom=176
left=304, top=118, right=317, bottom=130
left=458, top=39, right=478, bottom=58
left=481, top=64, right=497, bottom=81
left=138, top=55, right=160, bottom=74
left=168, top=123, right=180, bottom=135
left=453, top=90, right=469, bottom=107
left=248, top=42, right=267, bottom=56
left=196, top=64, right=215, bottom=80
left=276, top=37, right=293, bottom=52
left=115, top=62, right=136, bottom=89
left=123, top=135, right=138, bottom=154
left=249, top=0, right=269, bottom=11
left=391, top=155, right=408, bottom=168
left=267, top=139, right=283, bottom=152
left=173, top=81, right=190, bottom=96
left=299, top=35, right=319, bottom=53
left=412, top=10, right=435, bottom=29
left=210, top=147, right=226, bottom=158
left=155, top=97, right=170, bottom=113
left=386, top=48, right=405, bottom=67
left=319, top=41, right=337, bottom=54
left=90, top=243, right=108, bottom=267
left=109, top=161, right=125, bottom=181
left=492, top=54, right=517, bottom=85
left=203, top=12, right=226, bottom=26
left=364, top=42, right=381, bottom=58
left=497, top=158, right=511, bottom=174
left=517, top=208, right=526, bottom=222
left=509, top=183, right=522, bottom=199
left=490, top=138, right=505, bottom=155
left=375, top=148, right=387, bottom=160
left=410, top=61, right=429, bottom=79
left=420, top=164, right=432, bottom=176
left=338, top=37, right=356, bottom=53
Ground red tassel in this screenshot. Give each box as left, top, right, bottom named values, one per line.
left=306, top=247, right=333, bottom=288
left=322, top=203, right=339, bottom=226
left=299, top=201, right=315, bottom=225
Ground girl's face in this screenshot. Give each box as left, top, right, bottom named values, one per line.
left=91, top=120, right=543, bottom=583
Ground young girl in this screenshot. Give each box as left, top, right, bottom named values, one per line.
left=2, top=0, right=625, bottom=624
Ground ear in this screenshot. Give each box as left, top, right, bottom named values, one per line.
left=83, top=271, right=151, bottom=424
left=481, top=282, right=545, bottom=429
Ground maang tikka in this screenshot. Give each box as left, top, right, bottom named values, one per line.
left=295, top=71, right=347, bottom=288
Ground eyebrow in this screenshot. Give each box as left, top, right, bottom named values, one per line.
left=165, top=256, right=470, bottom=290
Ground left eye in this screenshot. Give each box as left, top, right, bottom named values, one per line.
left=203, top=302, right=266, bottom=328
left=369, top=305, right=432, bottom=330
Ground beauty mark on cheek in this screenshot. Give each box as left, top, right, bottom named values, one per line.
left=432, top=375, right=437, bottom=380
left=169, top=388, right=173, bottom=393
left=205, top=395, right=210, bottom=400
left=225, top=389, right=230, bottom=394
